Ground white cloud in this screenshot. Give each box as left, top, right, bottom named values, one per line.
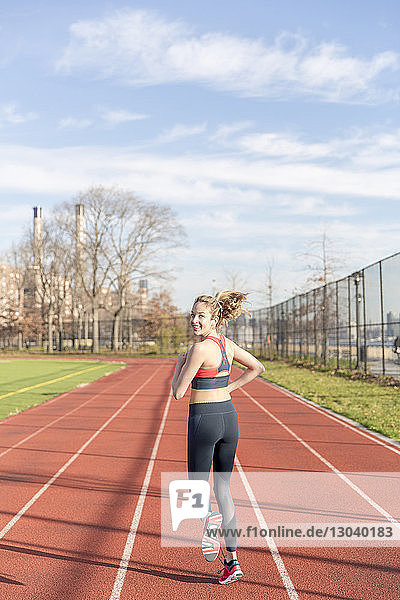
left=157, top=122, right=207, bottom=143
left=236, top=132, right=333, bottom=159
left=0, top=103, right=37, bottom=125
left=0, top=203, right=33, bottom=222
left=58, top=108, right=149, bottom=129
left=351, top=129, right=400, bottom=168
left=100, top=108, right=149, bottom=124
left=211, top=121, right=254, bottom=143
left=222, top=127, right=400, bottom=173
left=0, top=133, right=398, bottom=202
left=273, top=194, right=358, bottom=217
left=0, top=137, right=397, bottom=313
left=57, top=9, right=399, bottom=103
left=170, top=215, right=400, bottom=310
left=179, top=207, right=360, bottom=245
left=0, top=202, right=34, bottom=253
left=59, top=117, right=93, bottom=129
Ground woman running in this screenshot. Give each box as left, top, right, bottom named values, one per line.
left=171, top=291, right=265, bottom=584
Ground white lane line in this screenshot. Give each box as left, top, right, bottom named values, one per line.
left=109, top=388, right=173, bottom=600
left=260, top=375, right=400, bottom=456
left=0, top=368, right=161, bottom=541
left=235, top=455, right=299, bottom=600
left=240, top=386, right=400, bottom=531
left=274, top=381, right=400, bottom=454
left=0, top=367, right=136, bottom=461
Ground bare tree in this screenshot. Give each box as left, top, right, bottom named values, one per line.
left=265, top=258, right=274, bottom=309
left=262, top=257, right=276, bottom=358
left=105, top=189, right=187, bottom=350
left=222, top=269, right=250, bottom=341
left=0, top=264, right=21, bottom=348
left=142, top=288, right=183, bottom=353
left=47, top=220, right=74, bottom=351
left=251, top=256, right=275, bottom=308
left=294, top=227, right=348, bottom=364
left=295, top=227, right=347, bottom=292
left=24, top=218, right=72, bottom=353
left=222, top=269, right=248, bottom=291
left=57, top=187, right=115, bottom=353
left=59, top=185, right=187, bottom=353
left=22, top=223, right=53, bottom=352
left=0, top=243, right=31, bottom=349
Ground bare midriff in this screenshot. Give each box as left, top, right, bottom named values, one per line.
left=189, top=337, right=234, bottom=405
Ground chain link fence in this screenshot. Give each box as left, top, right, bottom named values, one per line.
left=223, top=251, right=400, bottom=378
left=2, top=252, right=399, bottom=380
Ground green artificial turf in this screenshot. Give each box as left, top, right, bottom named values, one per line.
left=0, top=359, right=125, bottom=420
left=249, top=359, right=399, bottom=442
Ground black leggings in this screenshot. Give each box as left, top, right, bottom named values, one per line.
left=187, top=399, right=239, bottom=551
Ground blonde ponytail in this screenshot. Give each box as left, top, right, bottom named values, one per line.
left=193, top=290, right=251, bottom=330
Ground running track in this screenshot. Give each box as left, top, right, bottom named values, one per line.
left=0, top=358, right=399, bottom=600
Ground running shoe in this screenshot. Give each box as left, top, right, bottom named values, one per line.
left=218, top=558, right=243, bottom=584
left=201, top=511, right=222, bottom=562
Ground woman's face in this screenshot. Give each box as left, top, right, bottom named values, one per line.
left=190, top=301, right=217, bottom=336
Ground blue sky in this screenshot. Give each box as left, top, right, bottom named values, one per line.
left=0, top=0, right=399, bottom=312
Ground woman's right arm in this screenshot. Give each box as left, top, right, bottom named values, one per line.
left=227, top=341, right=265, bottom=394
left=171, top=352, right=187, bottom=398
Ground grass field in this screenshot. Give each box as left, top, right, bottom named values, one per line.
left=0, top=359, right=125, bottom=420
left=255, top=359, right=400, bottom=442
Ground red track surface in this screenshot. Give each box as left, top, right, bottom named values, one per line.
left=0, top=358, right=399, bottom=599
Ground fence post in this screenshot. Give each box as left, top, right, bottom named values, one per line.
left=379, top=260, right=385, bottom=375
left=159, top=319, right=163, bottom=354
left=305, top=293, right=309, bottom=362
left=291, top=298, right=295, bottom=359
left=173, top=317, right=177, bottom=354
left=347, top=277, right=352, bottom=370
left=259, top=310, right=264, bottom=358
left=285, top=302, right=289, bottom=359
left=313, top=289, right=317, bottom=363
left=336, top=281, right=339, bottom=370
left=299, top=295, right=303, bottom=359
left=361, top=269, right=367, bottom=373
left=352, top=272, right=361, bottom=370
left=322, top=285, right=327, bottom=366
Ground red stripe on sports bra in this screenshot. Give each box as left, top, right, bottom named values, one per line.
left=194, top=334, right=231, bottom=378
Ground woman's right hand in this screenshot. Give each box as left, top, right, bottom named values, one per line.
left=177, top=352, right=187, bottom=365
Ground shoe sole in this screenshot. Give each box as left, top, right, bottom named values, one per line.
left=201, top=512, right=222, bottom=562
left=202, top=537, right=220, bottom=562
left=203, top=513, right=222, bottom=541
left=202, top=512, right=223, bottom=537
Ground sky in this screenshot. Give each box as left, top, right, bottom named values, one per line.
left=0, top=0, right=399, bottom=313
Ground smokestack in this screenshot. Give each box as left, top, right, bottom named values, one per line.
left=33, top=206, right=42, bottom=266
left=138, top=279, right=148, bottom=311
left=75, top=204, right=85, bottom=260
